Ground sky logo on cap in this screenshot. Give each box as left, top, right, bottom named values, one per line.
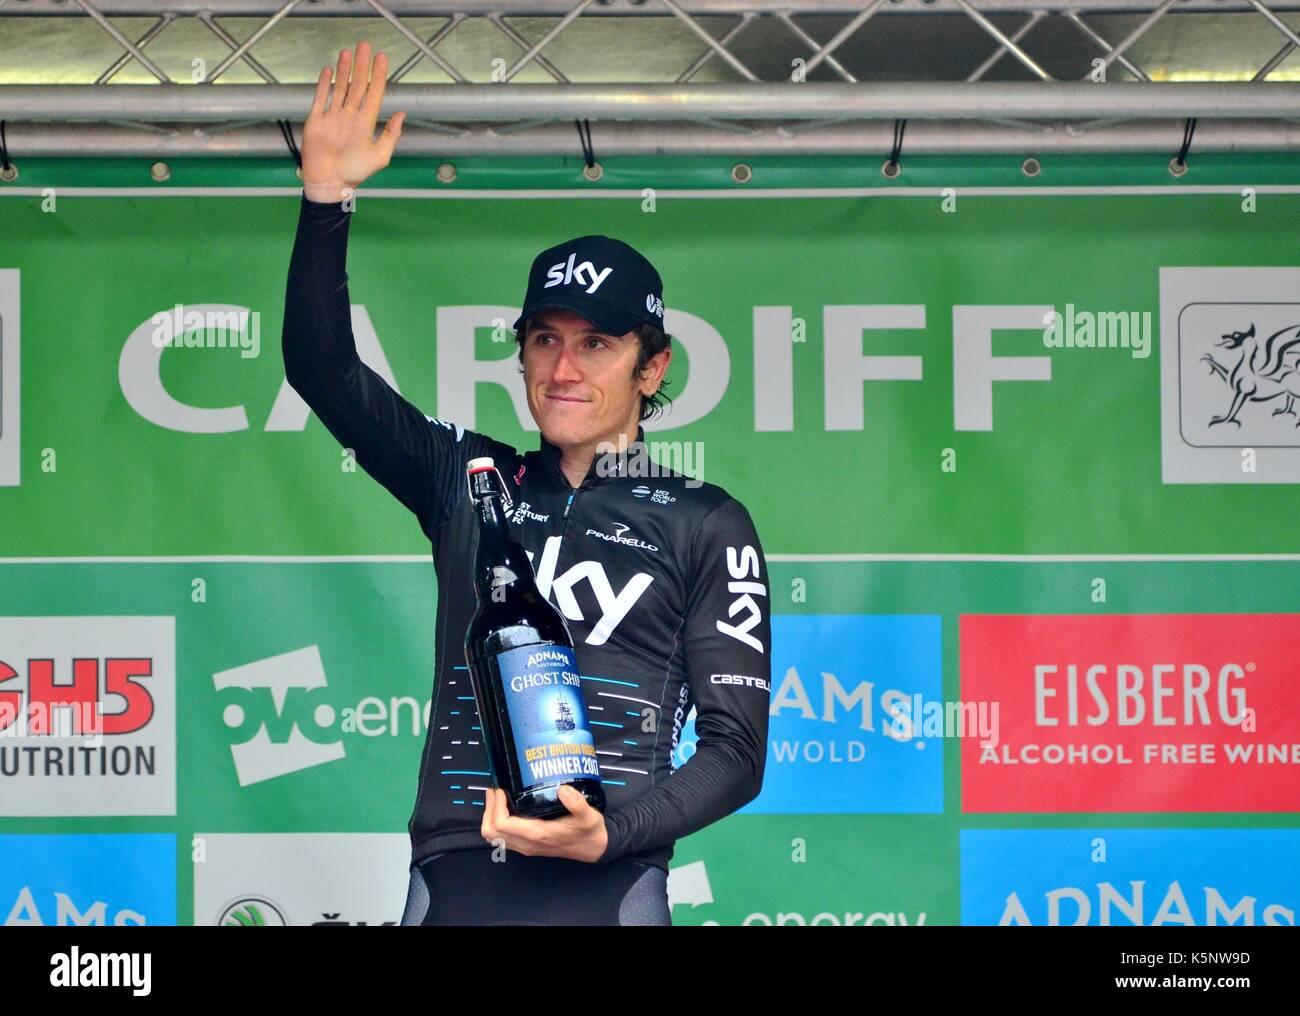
left=646, top=294, right=664, bottom=317
left=544, top=252, right=613, bottom=295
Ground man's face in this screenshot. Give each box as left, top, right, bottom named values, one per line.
left=521, top=307, right=668, bottom=451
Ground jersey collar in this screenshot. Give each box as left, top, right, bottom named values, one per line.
left=537, top=427, right=648, bottom=492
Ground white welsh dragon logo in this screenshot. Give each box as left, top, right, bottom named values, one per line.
left=1200, top=322, right=1300, bottom=428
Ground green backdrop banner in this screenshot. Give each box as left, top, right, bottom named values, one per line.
left=1, top=163, right=1298, bottom=926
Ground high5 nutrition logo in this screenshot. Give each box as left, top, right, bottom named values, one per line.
left=1160, top=267, right=1300, bottom=483
left=0, top=617, right=176, bottom=817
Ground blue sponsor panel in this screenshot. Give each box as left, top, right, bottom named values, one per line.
left=674, top=614, right=944, bottom=814
left=961, top=829, right=1300, bottom=926
left=0, top=833, right=176, bottom=926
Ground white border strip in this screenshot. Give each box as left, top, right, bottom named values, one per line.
left=1, top=554, right=1298, bottom=563
left=1, top=186, right=1300, bottom=199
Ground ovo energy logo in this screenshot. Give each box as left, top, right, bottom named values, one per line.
left=213, top=647, right=344, bottom=786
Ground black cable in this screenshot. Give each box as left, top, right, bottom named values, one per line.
left=575, top=118, right=595, bottom=168
left=0, top=121, right=10, bottom=171
left=887, top=118, right=907, bottom=173
left=1174, top=117, right=1197, bottom=169
left=276, top=119, right=301, bottom=168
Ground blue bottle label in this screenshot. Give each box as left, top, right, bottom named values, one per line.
left=495, top=644, right=601, bottom=790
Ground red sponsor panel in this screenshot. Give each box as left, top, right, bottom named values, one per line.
left=960, top=614, right=1300, bottom=812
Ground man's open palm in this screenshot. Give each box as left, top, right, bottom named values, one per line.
left=302, top=41, right=405, bottom=198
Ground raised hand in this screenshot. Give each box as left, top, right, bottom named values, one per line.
left=301, top=41, right=406, bottom=203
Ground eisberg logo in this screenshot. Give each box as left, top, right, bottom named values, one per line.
left=585, top=522, right=659, bottom=553
left=960, top=613, right=1300, bottom=814
left=544, top=252, right=612, bottom=295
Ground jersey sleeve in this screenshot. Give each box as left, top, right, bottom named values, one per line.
left=597, top=496, right=771, bottom=863
left=281, top=194, right=511, bottom=542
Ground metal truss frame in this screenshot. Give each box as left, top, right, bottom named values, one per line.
left=1, top=0, right=1300, bottom=161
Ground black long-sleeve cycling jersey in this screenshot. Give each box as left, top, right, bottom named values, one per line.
left=281, top=194, right=771, bottom=873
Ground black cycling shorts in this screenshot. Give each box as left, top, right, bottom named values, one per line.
left=400, top=847, right=671, bottom=926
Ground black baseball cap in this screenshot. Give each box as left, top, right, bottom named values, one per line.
left=513, top=235, right=665, bottom=338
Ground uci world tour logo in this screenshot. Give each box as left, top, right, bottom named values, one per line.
left=1160, top=267, right=1300, bottom=484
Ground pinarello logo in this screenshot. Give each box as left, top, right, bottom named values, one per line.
left=961, top=614, right=1300, bottom=813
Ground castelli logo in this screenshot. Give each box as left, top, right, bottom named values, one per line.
left=514, top=465, right=526, bottom=485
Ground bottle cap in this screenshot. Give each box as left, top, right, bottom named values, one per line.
left=467, top=457, right=495, bottom=474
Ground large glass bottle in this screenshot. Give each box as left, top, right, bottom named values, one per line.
left=463, top=457, right=605, bottom=818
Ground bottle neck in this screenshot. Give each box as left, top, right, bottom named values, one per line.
left=472, top=490, right=536, bottom=603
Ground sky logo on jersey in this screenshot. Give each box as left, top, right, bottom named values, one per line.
left=527, top=536, right=654, bottom=646
left=213, top=646, right=345, bottom=786
left=0, top=833, right=175, bottom=925
left=674, top=614, right=942, bottom=813
left=961, top=613, right=1300, bottom=813
left=962, top=828, right=1300, bottom=926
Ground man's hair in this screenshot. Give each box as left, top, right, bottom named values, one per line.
left=514, top=317, right=674, bottom=422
